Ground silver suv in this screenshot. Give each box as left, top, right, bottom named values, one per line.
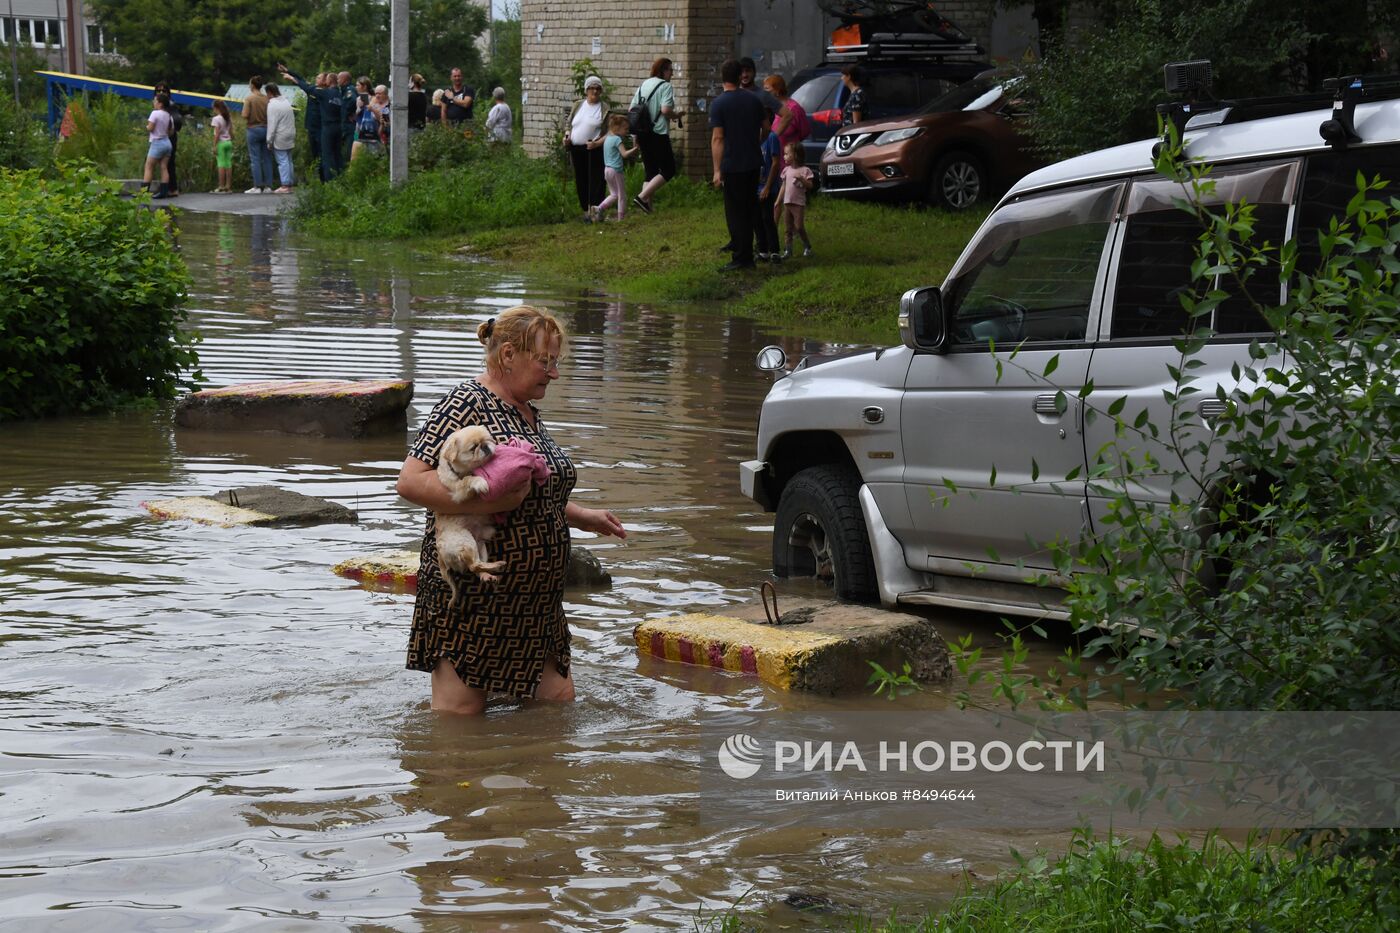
left=740, top=84, right=1400, bottom=616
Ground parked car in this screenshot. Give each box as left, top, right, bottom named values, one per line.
left=739, top=81, right=1400, bottom=614
left=787, top=59, right=987, bottom=167
left=819, top=72, right=1041, bottom=210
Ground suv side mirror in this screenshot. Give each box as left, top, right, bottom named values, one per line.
left=898, top=286, right=946, bottom=352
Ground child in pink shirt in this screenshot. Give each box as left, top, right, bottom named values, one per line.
left=777, top=142, right=815, bottom=258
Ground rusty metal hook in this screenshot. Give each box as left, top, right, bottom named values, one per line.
left=761, top=580, right=779, bottom=626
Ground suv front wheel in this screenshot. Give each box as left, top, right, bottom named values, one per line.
left=772, top=465, right=877, bottom=602
left=929, top=150, right=985, bottom=211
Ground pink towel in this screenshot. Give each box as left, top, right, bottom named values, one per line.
left=473, top=438, right=551, bottom=519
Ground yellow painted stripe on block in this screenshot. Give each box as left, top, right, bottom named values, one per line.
left=143, top=497, right=277, bottom=527
left=634, top=613, right=844, bottom=691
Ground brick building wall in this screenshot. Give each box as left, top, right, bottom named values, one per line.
left=520, top=1, right=738, bottom=177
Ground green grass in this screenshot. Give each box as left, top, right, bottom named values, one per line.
left=692, top=831, right=1396, bottom=932
left=470, top=188, right=985, bottom=343
left=286, top=141, right=986, bottom=342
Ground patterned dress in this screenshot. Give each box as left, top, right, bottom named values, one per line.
left=405, top=380, right=577, bottom=696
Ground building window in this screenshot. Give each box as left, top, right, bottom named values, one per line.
left=86, top=23, right=115, bottom=55
left=1, top=17, right=65, bottom=48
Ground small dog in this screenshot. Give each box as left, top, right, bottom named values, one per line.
left=434, top=426, right=507, bottom=603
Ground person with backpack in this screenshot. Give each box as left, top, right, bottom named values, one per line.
left=350, top=77, right=381, bottom=162
left=629, top=57, right=678, bottom=215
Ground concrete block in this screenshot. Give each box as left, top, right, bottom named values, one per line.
left=175, top=379, right=413, bottom=437
left=633, top=600, right=952, bottom=694
left=332, top=547, right=612, bottom=592
left=143, top=486, right=357, bottom=527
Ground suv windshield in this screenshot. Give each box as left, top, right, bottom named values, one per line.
left=918, top=74, right=1001, bottom=114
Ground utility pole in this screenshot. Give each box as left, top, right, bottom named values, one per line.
left=7, top=0, right=21, bottom=105
left=389, top=0, right=408, bottom=186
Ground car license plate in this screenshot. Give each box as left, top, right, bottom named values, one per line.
left=826, top=162, right=855, bottom=177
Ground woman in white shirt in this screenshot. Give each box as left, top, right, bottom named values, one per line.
left=143, top=93, right=173, bottom=199
left=561, top=75, right=607, bottom=220
left=485, top=87, right=512, bottom=144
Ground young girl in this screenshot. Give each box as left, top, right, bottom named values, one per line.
left=591, top=113, right=638, bottom=222
left=143, top=93, right=173, bottom=199
left=211, top=99, right=233, bottom=193
left=777, top=141, right=815, bottom=257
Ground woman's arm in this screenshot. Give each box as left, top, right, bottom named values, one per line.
left=774, top=101, right=793, bottom=137
left=566, top=501, right=627, bottom=538
left=396, top=456, right=530, bottom=515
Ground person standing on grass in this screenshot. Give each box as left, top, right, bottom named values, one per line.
left=338, top=71, right=357, bottom=166
left=840, top=64, right=868, bottom=126
left=778, top=141, right=815, bottom=258
left=485, top=87, right=513, bottom=144
left=591, top=114, right=639, bottom=222
left=756, top=128, right=782, bottom=262
left=211, top=99, right=234, bottom=193
left=709, top=58, right=767, bottom=271
left=265, top=83, right=296, bottom=193
left=630, top=57, right=677, bottom=215
left=242, top=75, right=275, bottom=193
left=563, top=75, right=607, bottom=221
left=280, top=63, right=345, bottom=181
left=441, top=67, right=475, bottom=127
left=153, top=82, right=182, bottom=196
left=143, top=92, right=173, bottom=199
left=408, top=73, right=428, bottom=130
left=305, top=73, right=323, bottom=172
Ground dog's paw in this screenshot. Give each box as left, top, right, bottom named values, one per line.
left=476, top=571, right=501, bottom=584
left=467, top=477, right=490, bottom=496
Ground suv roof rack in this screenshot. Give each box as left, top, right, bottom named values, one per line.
left=1156, top=62, right=1400, bottom=147
left=825, top=37, right=984, bottom=61
left=822, top=1, right=983, bottom=61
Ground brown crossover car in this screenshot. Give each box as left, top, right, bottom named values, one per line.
left=819, top=72, right=1041, bottom=210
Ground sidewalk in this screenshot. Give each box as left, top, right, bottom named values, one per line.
left=158, top=190, right=292, bottom=217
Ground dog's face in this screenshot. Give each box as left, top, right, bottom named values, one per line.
left=440, top=426, right=495, bottom=475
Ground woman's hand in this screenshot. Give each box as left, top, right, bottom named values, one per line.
left=566, top=503, right=627, bottom=539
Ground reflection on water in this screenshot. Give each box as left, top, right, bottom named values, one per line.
left=0, top=211, right=1071, bottom=930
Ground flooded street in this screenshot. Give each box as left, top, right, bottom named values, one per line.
left=1, top=211, right=1071, bottom=930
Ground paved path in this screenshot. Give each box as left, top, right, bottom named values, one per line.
left=155, top=190, right=292, bottom=217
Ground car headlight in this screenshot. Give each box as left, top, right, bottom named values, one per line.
left=825, top=135, right=838, bottom=152
left=872, top=127, right=923, bottom=145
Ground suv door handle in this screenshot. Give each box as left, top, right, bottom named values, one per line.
left=1199, top=400, right=1229, bottom=420
left=1032, top=394, right=1064, bottom=417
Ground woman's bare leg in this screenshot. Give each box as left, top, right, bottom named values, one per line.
left=534, top=657, right=576, bottom=702
left=431, top=658, right=487, bottom=714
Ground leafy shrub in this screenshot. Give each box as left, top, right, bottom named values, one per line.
left=55, top=93, right=147, bottom=173
left=0, top=165, right=198, bottom=420
left=0, top=95, right=54, bottom=172
left=290, top=140, right=576, bottom=238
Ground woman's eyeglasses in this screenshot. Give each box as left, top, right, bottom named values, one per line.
left=530, top=353, right=563, bottom=371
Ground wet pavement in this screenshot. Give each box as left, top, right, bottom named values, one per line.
left=0, top=210, right=1078, bottom=930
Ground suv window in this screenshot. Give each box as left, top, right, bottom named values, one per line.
left=1296, top=143, right=1400, bottom=275
left=1111, top=162, right=1297, bottom=339
left=791, top=74, right=842, bottom=114
left=944, top=184, right=1122, bottom=348
left=872, top=71, right=919, bottom=111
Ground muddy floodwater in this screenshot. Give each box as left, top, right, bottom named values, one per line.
left=1, top=211, right=1075, bottom=930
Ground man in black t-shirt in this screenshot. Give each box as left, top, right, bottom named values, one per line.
left=709, top=59, right=768, bottom=270
left=441, top=67, right=475, bottom=126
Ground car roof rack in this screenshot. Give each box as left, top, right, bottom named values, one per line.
left=822, top=1, right=983, bottom=61
left=825, top=37, right=984, bottom=61
left=1157, top=62, right=1400, bottom=148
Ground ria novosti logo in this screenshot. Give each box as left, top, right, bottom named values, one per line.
left=717, top=734, right=764, bottom=779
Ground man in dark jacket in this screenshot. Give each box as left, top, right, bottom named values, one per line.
left=279, top=63, right=344, bottom=180
left=305, top=72, right=323, bottom=172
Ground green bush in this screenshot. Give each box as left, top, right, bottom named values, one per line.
left=0, top=95, right=54, bottom=172
left=0, top=164, right=199, bottom=420
left=289, top=138, right=577, bottom=238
